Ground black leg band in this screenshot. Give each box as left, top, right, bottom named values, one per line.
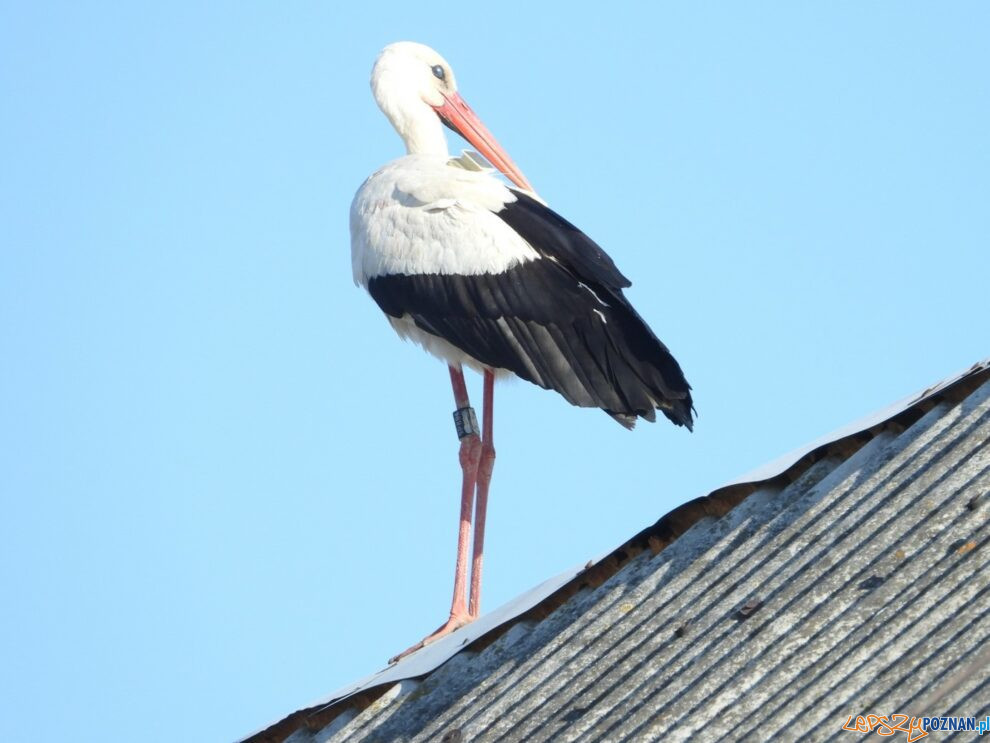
left=453, top=406, right=480, bottom=439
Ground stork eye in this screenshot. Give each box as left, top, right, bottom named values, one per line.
left=431, top=64, right=445, bottom=81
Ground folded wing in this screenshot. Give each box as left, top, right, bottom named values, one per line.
left=363, top=175, right=693, bottom=429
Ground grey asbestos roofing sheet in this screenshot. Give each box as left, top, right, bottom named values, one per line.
left=246, top=362, right=990, bottom=742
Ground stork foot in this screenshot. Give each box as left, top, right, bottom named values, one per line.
left=388, top=611, right=473, bottom=664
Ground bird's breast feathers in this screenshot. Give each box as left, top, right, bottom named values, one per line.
left=350, top=154, right=540, bottom=285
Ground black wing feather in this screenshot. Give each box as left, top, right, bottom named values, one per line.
left=368, top=265, right=693, bottom=429
left=498, top=190, right=632, bottom=291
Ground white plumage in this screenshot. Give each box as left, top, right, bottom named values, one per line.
left=350, top=155, right=539, bottom=285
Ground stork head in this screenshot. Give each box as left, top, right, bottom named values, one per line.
left=370, top=42, right=533, bottom=191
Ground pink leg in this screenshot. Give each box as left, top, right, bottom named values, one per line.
left=444, top=364, right=482, bottom=623
left=469, top=369, right=496, bottom=617
left=389, top=364, right=481, bottom=663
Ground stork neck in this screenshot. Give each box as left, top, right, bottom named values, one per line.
left=400, top=111, right=449, bottom=156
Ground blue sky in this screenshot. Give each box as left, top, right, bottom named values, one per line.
left=1, top=2, right=987, bottom=741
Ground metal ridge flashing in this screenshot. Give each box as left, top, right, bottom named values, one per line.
left=240, top=357, right=990, bottom=743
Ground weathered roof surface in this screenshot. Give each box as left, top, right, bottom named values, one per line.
left=246, top=360, right=990, bottom=743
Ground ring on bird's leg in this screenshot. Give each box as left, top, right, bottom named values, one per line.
left=453, top=406, right=480, bottom=439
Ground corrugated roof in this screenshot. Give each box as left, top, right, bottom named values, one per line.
left=245, top=360, right=990, bottom=743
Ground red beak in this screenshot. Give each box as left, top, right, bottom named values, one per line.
left=433, top=92, right=534, bottom=192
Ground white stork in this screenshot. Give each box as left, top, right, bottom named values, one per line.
left=350, top=42, right=693, bottom=661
